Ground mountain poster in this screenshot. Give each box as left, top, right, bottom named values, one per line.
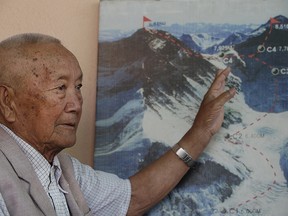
left=94, top=0, right=288, bottom=215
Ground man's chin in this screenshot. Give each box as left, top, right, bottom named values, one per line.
left=63, top=138, right=77, bottom=148
left=52, top=129, right=77, bottom=148
left=55, top=136, right=77, bottom=149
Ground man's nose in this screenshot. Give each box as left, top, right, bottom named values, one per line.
left=65, top=90, right=83, bottom=113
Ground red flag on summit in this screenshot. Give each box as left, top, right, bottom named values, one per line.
left=143, top=16, right=152, bottom=29
left=270, top=17, right=280, bottom=24
left=143, top=16, right=152, bottom=22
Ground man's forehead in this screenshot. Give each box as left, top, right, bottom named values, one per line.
left=1, top=43, right=73, bottom=67
left=0, top=38, right=82, bottom=89
left=25, top=43, right=72, bottom=57
left=47, top=69, right=83, bottom=81
left=8, top=43, right=82, bottom=83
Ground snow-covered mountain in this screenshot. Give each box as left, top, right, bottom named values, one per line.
left=180, top=33, right=225, bottom=53
left=95, top=15, right=288, bottom=215
left=160, top=22, right=257, bottom=39
left=250, top=15, right=288, bottom=37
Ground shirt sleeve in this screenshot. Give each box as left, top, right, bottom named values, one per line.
left=70, top=157, right=131, bottom=216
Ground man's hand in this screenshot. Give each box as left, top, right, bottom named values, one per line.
left=179, top=67, right=236, bottom=158
left=128, top=67, right=236, bottom=216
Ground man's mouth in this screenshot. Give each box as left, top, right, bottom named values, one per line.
left=60, top=122, right=77, bottom=129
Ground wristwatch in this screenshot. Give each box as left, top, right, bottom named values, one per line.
left=172, top=143, right=195, bottom=167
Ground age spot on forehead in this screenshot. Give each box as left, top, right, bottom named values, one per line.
left=42, top=63, right=54, bottom=81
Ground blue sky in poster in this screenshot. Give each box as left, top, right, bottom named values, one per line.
left=100, top=0, right=288, bottom=31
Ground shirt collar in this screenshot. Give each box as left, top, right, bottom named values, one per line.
left=0, top=123, right=67, bottom=193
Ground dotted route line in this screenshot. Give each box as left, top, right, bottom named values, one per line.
left=144, top=18, right=283, bottom=207
left=238, top=19, right=276, bottom=69
left=226, top=132, right=278, bottom=207
left=225, top=79, right=279, bottom=207
left=145, top=28, right=203, bottom=59
left=235, top=143, right=278, bottom=208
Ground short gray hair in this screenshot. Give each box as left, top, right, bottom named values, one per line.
left=0, top=33, right=61, bottom=49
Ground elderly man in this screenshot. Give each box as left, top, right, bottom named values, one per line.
left=0, top=33, right=235, bottom=216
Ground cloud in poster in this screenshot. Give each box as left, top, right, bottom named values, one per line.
left=100, top=0, right=288, bottom=31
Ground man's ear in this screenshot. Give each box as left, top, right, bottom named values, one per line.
left=0, top=85, right=16, bottom=122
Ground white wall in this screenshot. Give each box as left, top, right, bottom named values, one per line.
left=0, top=0, right=99, bottom=166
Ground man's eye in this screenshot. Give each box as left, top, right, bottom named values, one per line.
left=76, top=84, right=82, bottom=90
left=57, top=85, right=66, bottom=91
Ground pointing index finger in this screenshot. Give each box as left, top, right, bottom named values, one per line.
left=214, top=67, right=231, bottom=85
left=208, top=67, right=231, bottom=95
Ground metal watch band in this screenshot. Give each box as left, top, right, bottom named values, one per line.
left=172, top=143, right=195, bottom=167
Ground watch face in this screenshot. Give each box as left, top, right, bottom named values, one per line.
left=175, top=147, right=194, bottom=167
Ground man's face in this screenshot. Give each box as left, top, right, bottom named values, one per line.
left=11, top=43, right=83, bottom=159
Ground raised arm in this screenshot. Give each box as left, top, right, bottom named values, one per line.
left=127, top=67, right=236, bottom=216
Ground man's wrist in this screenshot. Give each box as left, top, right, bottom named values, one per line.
left=172, top=143, right=195, bottom=168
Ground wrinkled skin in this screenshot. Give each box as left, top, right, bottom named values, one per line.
left=0, top=43, right=83, bottom=162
